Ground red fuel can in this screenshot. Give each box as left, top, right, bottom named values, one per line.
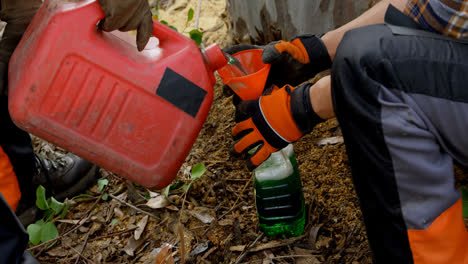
left=8, top=0, right=226, bottom=189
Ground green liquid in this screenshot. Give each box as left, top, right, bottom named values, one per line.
left=223, top=52, right=249, bottom=76
left=253, top=146, right=306, bottom=237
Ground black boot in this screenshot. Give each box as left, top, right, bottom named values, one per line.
left=16, top=153, right=98, bottom=226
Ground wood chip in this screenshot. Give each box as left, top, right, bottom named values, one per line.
left=314, top=136, right=344, bottom=146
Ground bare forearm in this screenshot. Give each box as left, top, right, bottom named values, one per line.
left=309, top=0, right=407, bottom=120
left=321, top=0, right=407, bottom=60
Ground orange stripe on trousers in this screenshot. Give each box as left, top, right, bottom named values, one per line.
left=0, top=146, right=21, bottom=211
left=408, top=198, right=468, bottom=264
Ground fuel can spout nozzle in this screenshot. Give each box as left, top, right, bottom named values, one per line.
left=202, top=43, right=227, bottom=71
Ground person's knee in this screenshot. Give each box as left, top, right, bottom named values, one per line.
left=333, top=25, right=391, bottom=75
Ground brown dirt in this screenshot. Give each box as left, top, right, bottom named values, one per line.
left=30, top=1, right=468, bottom=263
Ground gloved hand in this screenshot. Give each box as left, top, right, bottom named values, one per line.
left=98, top=0, right=153, bottom=52
left=221, top=44, right=264, bottom=104
left=262, top=34, right=331, bottom=87
left=0, top=0, right=42, bottom=96
left=232, top=82, right=324, bottom=169
left=222, top=35, right=331, bottom=102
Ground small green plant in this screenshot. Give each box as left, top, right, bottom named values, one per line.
left=97, top=178, right=109, bottom=201
left=26, top=186, right=71, bottom=245
left=152, top=2, right=204, bottom=46
left=163, top=163, right=206, bottom=198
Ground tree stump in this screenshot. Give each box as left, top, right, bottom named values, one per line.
left=226, top=0, right=380, bottom=44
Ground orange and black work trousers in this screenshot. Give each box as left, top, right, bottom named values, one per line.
left=331, top=8, right=468, bottom=264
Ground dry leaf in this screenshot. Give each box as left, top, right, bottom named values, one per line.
left=134, top=215, right=149, bottom=240
left=189, top=207, right=215, bottom=224
left=56, top=219, right=81, bottom=225
left=154, top=244, right=174, bottom=264
left=123, top=236, right=144, bottom=256
left=262, top=250, right=275, bottom=264
left=189, top=241, right=209, bottom=257
left=145, top=194, right=170, bottom=209
left=294, top=247, right=321, bottom=264
left=308, top=225, right=322, bottom=247
left=166, top=205, right=179, bottom=211
left=148, top=191, right=159, bottom=198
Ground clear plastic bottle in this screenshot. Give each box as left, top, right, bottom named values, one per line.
left=253, top=144, right=306, bottom=237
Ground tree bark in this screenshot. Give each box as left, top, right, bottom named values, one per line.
left=226, top=0, right=380, bottom=44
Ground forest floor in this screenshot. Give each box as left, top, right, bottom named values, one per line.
left=30, top=0, right=467, bottom=263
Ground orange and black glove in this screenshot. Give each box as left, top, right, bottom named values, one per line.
left=98, top=0, right=153, bottom=51
left=262, top=34, right=331, bottom=87
left=222, top=35, right=331, bottom=102
left=233, top=82, right=324, bottom=169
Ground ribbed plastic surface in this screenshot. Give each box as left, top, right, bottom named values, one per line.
left=8, top=0, right=222, bottom=189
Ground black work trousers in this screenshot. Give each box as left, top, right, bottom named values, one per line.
left=332, top=21, right=468, bottom=264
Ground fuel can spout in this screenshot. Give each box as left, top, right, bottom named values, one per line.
left=202, top=43, right=227, bottom=71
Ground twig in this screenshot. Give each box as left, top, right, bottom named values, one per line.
left=63, top=243, right=96, bottom=264
left=271, top=255, right=320, bottom=260
left=74, top=232, right=90, bottom=264
left=232, top=175, right=253, bottom=210
left=178, top=182, right=193, bottom=264
left=234, top=233, right=263, bottom=264
left=88, top=227, right=137, bottom=242
left=108, top=193, right=160, bottom=220
left=201, top=22, right=224, bottom=33
left=178, top=223, right=186, bottom=264
left=225, top=178, right=250, bottom=182
left=217, top=201, right=244, bottom=221
left=201, top=246, right=217, bottom=260
left=194, top=0, right=202, bottom=30
left=230, top=234, right=309, bottom=253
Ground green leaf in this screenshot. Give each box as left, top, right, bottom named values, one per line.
left=50, top=197, right=64, bottom=215
left=102, top=193, right=109, bottom=201
left=60, top=202, right=71, bottom=219
left=110, top=219, right=118, bottom=226
left=187, top=8, right=194, bottom=22
left=97, top=179, right=108, bottom=193
left=40, top=222, right=58, bottom=243
left=27, top=223, right=42, bottom=245
left=182, top=183, right=191, bottom=192
left=145, top=192, right=151, bottom=199
left=163, top=185, right=171, bottom=198
left=191, top=163, right=206, bottom=180
left=169, top=26, right=178, bottom=32
left=189, top=29, right=203, bottom=46
left=461, top=186, right=468, bottom=218
left=36, top=185, right=49, bottom=210
left=160, top=20, right=169, bottom=25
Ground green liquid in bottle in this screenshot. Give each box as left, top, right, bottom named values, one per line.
left=253, top=145, right=306, bottom=237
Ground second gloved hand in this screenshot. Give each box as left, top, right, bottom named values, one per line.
left=262, top=34, right=332, bottom=87
left=232, top=82, right=325, bottom=169
left=98, top=0, right=153, bottom=51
